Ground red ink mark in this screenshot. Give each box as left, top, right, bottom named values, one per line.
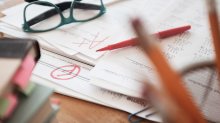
left=89, top=33, right=109, bottom=49
left=79, top=39, right=89, bottom=47
left=72, top=39, right=89, bottom=47
left=50, top=65, right=81, bottom=80
left=72, top=33, right=109, bottom=49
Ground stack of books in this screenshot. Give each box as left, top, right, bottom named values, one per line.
left=0, top=38, right=59, bottom=123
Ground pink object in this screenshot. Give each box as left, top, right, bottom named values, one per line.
left=51, top=98, right=61, bottom=105
left=4, top=94, right=18, bottom=118
left=12, top=55, right=35, bottom=89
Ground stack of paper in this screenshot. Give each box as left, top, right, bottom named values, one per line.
left=2, top=0, right=220, bottom=122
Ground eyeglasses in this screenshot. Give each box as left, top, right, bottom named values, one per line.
left=22, top=0, right=106, bottom=33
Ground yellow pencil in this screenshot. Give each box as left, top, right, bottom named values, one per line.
left=207, top=0, right=220, bottom=76
left=132, top=18, right=206, bottom=123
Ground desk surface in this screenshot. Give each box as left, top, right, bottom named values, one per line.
left=52, top=93, right=153, bottom=123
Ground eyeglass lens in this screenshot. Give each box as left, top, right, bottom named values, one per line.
left=25, top=2, right=61, bottom=31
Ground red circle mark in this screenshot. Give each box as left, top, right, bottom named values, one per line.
left=50, top=64, right=81, bottom=80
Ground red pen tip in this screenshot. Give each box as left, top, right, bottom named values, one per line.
left=96, top=47, right=109, bottom=52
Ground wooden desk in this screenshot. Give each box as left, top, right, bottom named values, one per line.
left=52, top=93, right=154, bottom=123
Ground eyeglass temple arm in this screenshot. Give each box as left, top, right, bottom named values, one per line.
left=26, top=2, right=102, bottom=26
left=180, top=60, right=215, bottom=75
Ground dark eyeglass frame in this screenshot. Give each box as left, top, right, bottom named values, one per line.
left=23, top=0, right=106, bottom=33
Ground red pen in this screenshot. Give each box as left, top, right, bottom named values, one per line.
left=96, top=25, right=191, bottom=52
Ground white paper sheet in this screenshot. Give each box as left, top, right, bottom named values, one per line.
left=31, top=74, right=106, bottom=105
left=32, top=49, right=161, bottom=122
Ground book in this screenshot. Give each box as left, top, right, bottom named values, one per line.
left=12, top=54, right=36, bottom=92
left=29, top=99, right=53, bottom=123
left=0, top=94, right=18, bottom=119
left=6, top=84, right=54, bottom=123
left=0, top=38, right=40, bottom=97
left=21, top=82, right=36, bottom=96
left=0, top=38, right=40, bottom=119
